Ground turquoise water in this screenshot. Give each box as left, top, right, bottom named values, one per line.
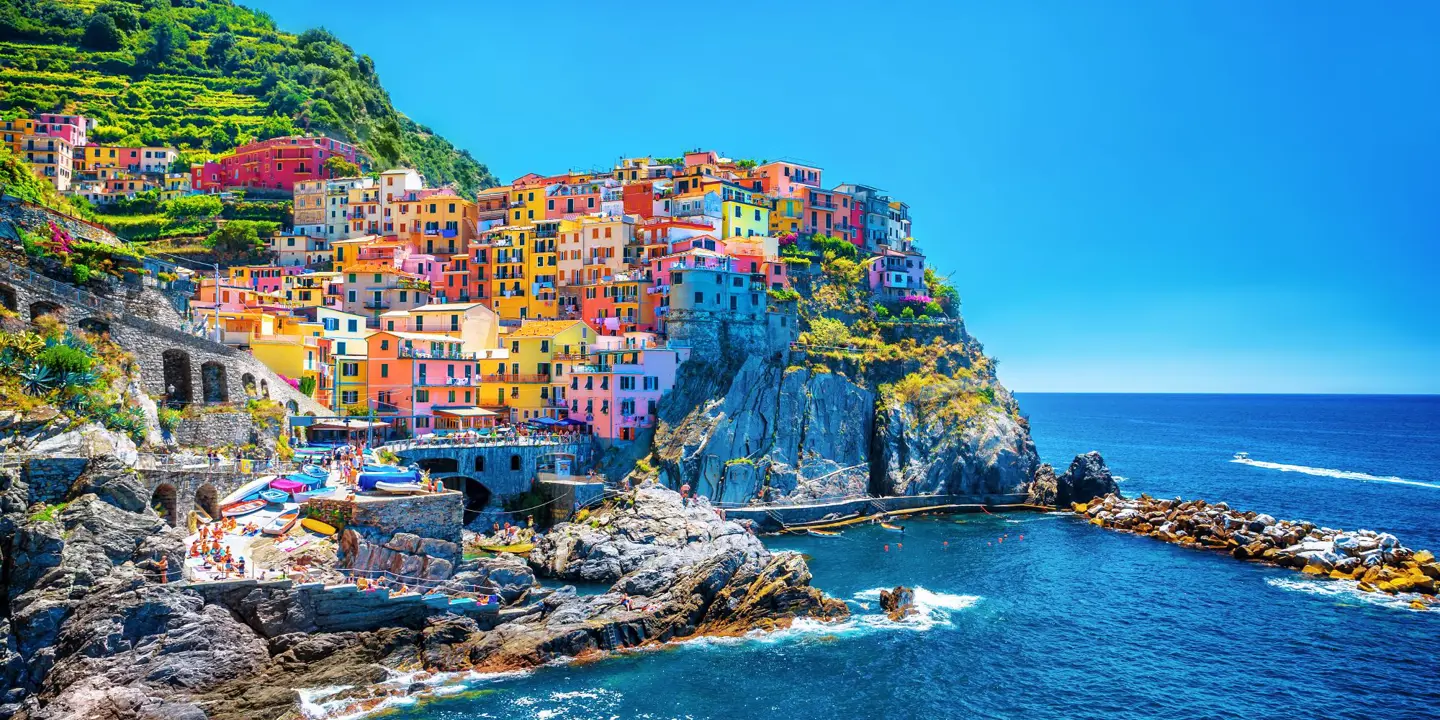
left=393, top=395, right=1440, bottom=720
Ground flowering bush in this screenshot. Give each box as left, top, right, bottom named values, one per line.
left=779, top=232, right=798, bottom=247
left=48, top=221, right=72, bottom=255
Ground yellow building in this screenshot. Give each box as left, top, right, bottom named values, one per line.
left=482, top=320, right=590, bottom=422
left=770, top=197, right=804, bottom=236
left=414, top=191, right=477, bottom=256
left=480, top=226, right=531, bottom=320
left=530, top=219, right=560, bottom=319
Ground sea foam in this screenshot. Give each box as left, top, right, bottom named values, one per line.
left=1265, top=577, right=1430, bottom=612
left=1231, top=457, right=1439, bottom=490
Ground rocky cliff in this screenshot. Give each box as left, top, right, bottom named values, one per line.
left=651, top=351, right=1041, bottom=504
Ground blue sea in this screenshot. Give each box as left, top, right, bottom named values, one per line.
left=390, top=394, right=1440, bottom=720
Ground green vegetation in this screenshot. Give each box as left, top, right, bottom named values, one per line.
left=0, top=147, right=90, bottom=217
left=29, top=500, right=70, bottom=523
left=297, top=375, right=315, bottom=397
left=724, top=457, right=756, bottom=467
left=0, top=314, right=148, bottom=441
left=204, top=219, right=274, bottom=260
left=0, top=0, right=497, bottom=196
left=161, top=193, right=222, bottom=221
left=767, top=287, right=800, bottom=302
left=156, top=405, right=181, bottom=432
left=244, top=397, right=283, bottom=428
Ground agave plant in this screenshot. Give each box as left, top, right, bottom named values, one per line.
left=20, top=365, right=59, bottom=396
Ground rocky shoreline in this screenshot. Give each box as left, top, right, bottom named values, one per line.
left=1075, top=493, right=1439, bottom=608
left=0, top=466, right=845, bottom=720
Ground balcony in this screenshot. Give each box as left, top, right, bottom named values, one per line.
left=481, top=373, right=551, bottom=384
left=584, top=256, right=611, bottom=266
left=363, top=300, right=391, bottom=309
left=399, top=346, right=478, bottom=360
left=416, top=375, right=477, bottom=387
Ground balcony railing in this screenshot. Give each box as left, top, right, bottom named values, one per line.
left=399, top=346, right=477, bottom=360
left=416, top=375, right=477, bottom=387
left=364, top=300, right=391, bottom=309
left=481, top=373, right=552, bottom=384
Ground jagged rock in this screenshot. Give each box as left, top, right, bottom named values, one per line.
left=652, top=358, right=874, bottom=503
left=877, top=400, right=1038, bottom=497
left=878, top=585, right=916, bottom=621
left=27, top=568, right=268, bottom=719
left=1027, top=463, right=1058, bottom=506
left=1055, top=452, right=1120, bottom=507
left=530, top=484, right=765, bottom=583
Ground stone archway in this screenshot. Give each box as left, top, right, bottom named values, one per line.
left=260, top=379, right=269, bottom=398
left=0, top=283, right=16, bottom=313
left=162, top=349, right=193, bottom=407
left=438, top=475, right=492, bottom=525
left=417, top=458, right=459, bottom=474
left=201, top=361, right=228, bottom=403
left=29, top=300, right=62, bottom=323
left=77, top=317, right=110, bottom=336
left=285, top=399, right=299, bottom=415
left=193, top=483, right=219, bottom=520
left=241, top=373, right=257, bottom=397
left=150, top=483, right=178, bottom=527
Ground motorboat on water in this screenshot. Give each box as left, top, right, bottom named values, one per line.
left=1233, top=452, right=1250, bottom=461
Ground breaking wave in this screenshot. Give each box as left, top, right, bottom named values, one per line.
left=1231, top=457, right=1439, bottom=490
left=1265, top=577, right=1432, bottom=613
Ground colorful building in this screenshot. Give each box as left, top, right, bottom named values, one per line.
left=218, top=135, right=364, bottom=193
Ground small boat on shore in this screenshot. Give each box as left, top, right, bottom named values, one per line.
left=221, top=499, right=266, bottom=517
left=263, top=509, right=300, bottom=535
left=479, top=542, right=534, bottom=554
left=374, top=480, right=426, bottom=495
left=259, top=490, right=289, bottom=505
left=219, top=475, right=276, bottom=506
left=302, top=464, right=327, bottom=478
left=301, top=518, right=337, bottom=536
left=807, top=529, right=841, bottom=538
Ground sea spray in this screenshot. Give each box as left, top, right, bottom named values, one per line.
left=1230, top=457, right=1439, bottom=490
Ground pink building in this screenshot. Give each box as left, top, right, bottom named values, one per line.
left=752, top=161, right=822, bottom=197
left=567, top=334, right=689, bottom=443
left=36, top=113, right=91, bottom=147
left=230, top=264, right=304, bottom=294
left=866, top=247, right=927, bottom=300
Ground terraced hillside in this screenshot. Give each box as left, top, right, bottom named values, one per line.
left=0, top=0, right=495, bottom=196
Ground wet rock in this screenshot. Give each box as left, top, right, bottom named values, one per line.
left=879, top=585, right=916, bottom=621
left=1026, top=463, right=1058, bottom=507
left=1055, top=452, right=1120, bottom=507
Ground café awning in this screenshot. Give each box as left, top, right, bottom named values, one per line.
left=433, top=406, right=498, bottom=418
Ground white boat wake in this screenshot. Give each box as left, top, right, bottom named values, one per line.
left=1231, top=457, right=1439, bottom=490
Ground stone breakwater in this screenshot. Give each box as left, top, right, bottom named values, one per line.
left=1076, top=494, right=1440, bottom=607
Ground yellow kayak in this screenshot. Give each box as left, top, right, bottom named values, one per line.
left=301, top=518, right=337, bottom=536
left=479, top=542, right=534, bottom=554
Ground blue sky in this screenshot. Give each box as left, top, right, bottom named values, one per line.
left=249, top=0, right=1440, bottom=393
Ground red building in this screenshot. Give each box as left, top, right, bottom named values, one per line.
left=217, top=135, right=364, bottom=192
left=191, top=161, right=223, bottom=193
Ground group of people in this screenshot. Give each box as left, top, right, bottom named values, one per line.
left=188, top=521, right=247, bottom=579
left=487, top=517, right=535, bottom=545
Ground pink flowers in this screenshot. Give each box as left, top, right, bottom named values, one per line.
left=49, top=221, right=72, bottom=254
left=900, top=293, right=933, bottom=305
left=778, top=233, right=798, bottom=247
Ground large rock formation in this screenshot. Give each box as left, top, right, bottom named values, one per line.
left=1054, top=451, right=1120, bottom=507
left=653, top=356, right=1041, bottom=503
left=875, top=400, right=1037, bottom=496
left=653, top=359, right=874, bottom=504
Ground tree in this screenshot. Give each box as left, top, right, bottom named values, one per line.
left=163, top=194, right=223, bottom=221
left=141, top=20, right=185, bottom=69
left=82, top=13, right=123, bottom=51
left=205, top=31, right=235, bottom=70
left=204, top=221, right=264, bottom=260
left=805, top=317, right=852, bottom=347
left=324, top=154, right=360, bottom=178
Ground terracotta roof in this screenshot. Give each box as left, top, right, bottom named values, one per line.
left=507, top=320, right=584, bottom=338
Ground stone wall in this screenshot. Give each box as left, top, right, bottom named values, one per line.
left=346, top=491, right=464, bottom=547
left=0, top=263, right=329, bottom=420
left=139, top=468, right=252, bottom=526
left=172, top=410, right=279, bottom=449
left=1, top=196, right=121, bottom=246
left=664, top=305, right=797, bottom=360
left=392, top=440, right=596, bottom=505
left=535, top=477, right=607, bottom=526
